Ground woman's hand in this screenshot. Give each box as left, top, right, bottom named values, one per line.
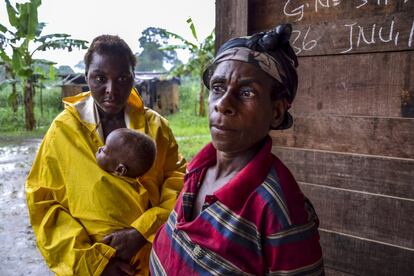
left=101, top=228, right=147, bottom=262
left=102, top=259, right=135, bottom=276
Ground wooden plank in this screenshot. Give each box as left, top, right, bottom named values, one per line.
left=270, top=115, right=414, bottom=158
left=249, top=0, right=412, bottom=26
left=215, top=0, right=248, bottom=50
left=272, top=147, right=414, bottom=199
left=325, top=267, right=355, bottom=276
left=293, top=51, right=414, bottom=118
left=300, top=182, right=414, bottom=248
left=248, top=0, right=414, bottom=55
left=320, top=230, right=414, bottom=276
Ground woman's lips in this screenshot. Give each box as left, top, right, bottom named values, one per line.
left=211, top=125, right=236, bottom=134
left=102, top=100, right=118, bottom=108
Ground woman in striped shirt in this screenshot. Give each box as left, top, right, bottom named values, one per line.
left=150, top=24, right=324, bottom=276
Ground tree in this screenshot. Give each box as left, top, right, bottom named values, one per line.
left=163, top=18, right=215, bottom=116
left=136, top=27, right=181, bottom=72
left=0, top=0, right=88, bottom=130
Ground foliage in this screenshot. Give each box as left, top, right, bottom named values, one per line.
left=166, top=78, right=210, bottom=160
left=135, top=27, right=181, bottom=72
left=162, top=18, right=215, bottom=116
left=0, top=0, right=88, bottom=130
left=0, top=85, right=62, bottom=132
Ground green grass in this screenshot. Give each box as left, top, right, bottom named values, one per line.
left=167, top=111, right=211, bottom=160
left=166, top=78, right=211, bottom=160
left=0, top=86, right=62, bottom=132
left=0, top=79, right=210, bottom=160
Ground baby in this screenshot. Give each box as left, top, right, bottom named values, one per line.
left=96, top=128, right=156, bottom=178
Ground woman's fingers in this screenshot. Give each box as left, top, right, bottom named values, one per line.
left=100, top=234, right=113, bottom=245
left=117, top=261, right=135, bottom=276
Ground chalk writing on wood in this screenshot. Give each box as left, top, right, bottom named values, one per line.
left=281, top=0, right=414, bottom=55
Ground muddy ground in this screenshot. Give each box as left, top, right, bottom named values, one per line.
left=0, top=137, right=52, bottom=276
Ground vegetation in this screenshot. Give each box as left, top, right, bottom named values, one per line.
left=0, top=0, right=88, bottom=130
left=0, top=78, right=210, bottom=160
left=135, top=27, right=181, bottom=72
left=163, top=18, right=215, bottom=117
left=166, top=78, right=210, bottom=160
left=0, top=85, right=61, bottom=133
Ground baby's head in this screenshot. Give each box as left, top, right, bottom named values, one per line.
left=95, top=128, right=156, bottom=178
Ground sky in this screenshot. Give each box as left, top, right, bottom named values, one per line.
left=0, top=0, right=215, bottom=71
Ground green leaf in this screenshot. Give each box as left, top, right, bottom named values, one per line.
left=12, top=50, right=23, bottom=71
left=186, top=17, right=198, bottom=41
left=49, top=65, right=56, bottom=80
left=7, top=89, right=18, bottom=105
left=0, top=23, right=8, bottom=34
left=5, top=0, right=18, bottom=28
left=27, top=0, right=41, bottom=39
left=0, top=50, right=12, bottom=64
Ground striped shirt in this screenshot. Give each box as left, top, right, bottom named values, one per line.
left=150, top=137, right=324, bottom=275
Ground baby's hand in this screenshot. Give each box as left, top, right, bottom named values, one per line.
left=101, top=228, right=147, bottom=262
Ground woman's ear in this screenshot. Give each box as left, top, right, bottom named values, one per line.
left=114, top=164, right=128, bottom=176
left=270, top=99, right=288, bottom=129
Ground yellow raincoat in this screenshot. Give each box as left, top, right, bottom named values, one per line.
left=26, top=90, right=186, bottom=275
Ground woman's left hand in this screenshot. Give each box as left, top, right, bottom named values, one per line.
left=101, top=228, right=147, bottom=262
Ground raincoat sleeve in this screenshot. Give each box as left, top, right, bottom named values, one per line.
left=130, top=116, right=186, bottom=243
left=26, top=120, right=116, bottom=276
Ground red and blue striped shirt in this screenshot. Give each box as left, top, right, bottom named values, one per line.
left=150, top=137, right=323, bottom=275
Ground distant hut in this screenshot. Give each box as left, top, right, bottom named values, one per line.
left=135, top=72, right=180, bottom=115
left=60, top=73, right=88, bottom=98
left=59, top=72, right=180, bottom=116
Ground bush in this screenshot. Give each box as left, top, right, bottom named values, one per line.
left=0, top=85, right=62, bottom=132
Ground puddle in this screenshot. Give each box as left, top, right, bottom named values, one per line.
left=0, top=138, right=53, bottom=276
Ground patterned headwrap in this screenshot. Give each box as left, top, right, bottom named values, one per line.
left=203, top=24, right=298, bottom=130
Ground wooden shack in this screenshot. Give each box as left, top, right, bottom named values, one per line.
left=60, top=73, right=89, bottom=98
left=135, top=72, right=180, bottom=115
left=60, top=72, right=180, bottom=116
left=216, top=1, right=414, bottom=275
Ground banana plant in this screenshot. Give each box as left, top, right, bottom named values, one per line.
left=162, top=18, right=215, bottom=117
left=0, top=0, right=88, bottom=130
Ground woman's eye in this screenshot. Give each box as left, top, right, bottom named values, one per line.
left=211, top=85, right=225, bottom=94
left=95, top=75, right=106, bottom=83
left=118, top=75, right=130, bottom=82
left=240, top=88, right=255, bottom=98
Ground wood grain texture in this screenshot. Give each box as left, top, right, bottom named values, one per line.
left=325, top=267, right=355, bottom=276
left=300, top=182, right=414, bottom=248
left=248, top=0, right=414, bottom=55
left=272, top=146, right=414, bottom=199
left=215, top=0, right=248, bottom=50
left=320, top=230, right=414, bottom=276
left=293, top=51, right=414, bottom=118
left=270, top=115, right=414, bottom=158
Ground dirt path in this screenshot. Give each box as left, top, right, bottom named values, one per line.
left=0, top=138, right=52, bottom=276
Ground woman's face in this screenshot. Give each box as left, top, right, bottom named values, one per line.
left=208, top=60, right=282, bottom=154
left=86, top=52, right=134, bottom=115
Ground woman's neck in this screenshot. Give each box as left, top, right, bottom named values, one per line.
left=213, top=139, right=265, bottom=180
left=98, top=108, right=126, bottom=140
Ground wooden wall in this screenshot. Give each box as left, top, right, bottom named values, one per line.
left=216, top=0, right=414, bottom=275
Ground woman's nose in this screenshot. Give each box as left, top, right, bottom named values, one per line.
left=105, top=80, right=115, bottom=95
left=214, top=91, right=235, bottom=116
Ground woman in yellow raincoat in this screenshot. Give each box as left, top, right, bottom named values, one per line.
left=25, top=35, right=186, bottom=276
